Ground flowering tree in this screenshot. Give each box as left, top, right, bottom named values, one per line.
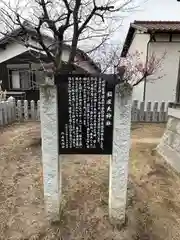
left=116, top=50, right=166, bottom=87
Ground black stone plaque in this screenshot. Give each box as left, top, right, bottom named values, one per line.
left=55, top=74, right=116, bottom=154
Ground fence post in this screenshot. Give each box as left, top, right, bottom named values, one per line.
left=139, top=101, right=145, bottom=121
left=131, top=100, right=138, bottom=122
left=17, top=100, right=22, bottom=121
left=30, top=100, right=35, bottom=120
left=159, top=102, right=165, bottom=122
left=152, top=102, right=159, bottom=122
left=24, top=100, right=28, bottom=120
left=7, top=97, right=15, bottom=124
left=8, top=97, right=12, bottom=123
left=145, top=101, right=152, bottom=122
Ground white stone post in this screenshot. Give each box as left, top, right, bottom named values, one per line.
left=7, top=96, right=15, bottom=122
left=109, top=86, right=132, bottom=225
left=40, top=76, right=61, bottom=221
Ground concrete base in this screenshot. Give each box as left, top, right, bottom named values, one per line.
left=157, top=105, right=180, bottom=173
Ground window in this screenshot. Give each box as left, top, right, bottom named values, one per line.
left=8, top=68, right=38, bottom=90
left=19, top=70, right=31, bottom=89
left=11, top=71, right=20, bottom=89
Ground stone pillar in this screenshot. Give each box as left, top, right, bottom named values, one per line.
left=109, top=87, right=132, bottom=225
left=40, top=76, right=60, bottom=221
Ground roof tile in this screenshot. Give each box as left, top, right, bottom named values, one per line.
left=134, top=21, right=180, bottom=32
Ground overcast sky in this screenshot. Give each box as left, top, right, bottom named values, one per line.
left=113, top=0, right=180, bottom=45
left=0, top=0, right=179, bottom=53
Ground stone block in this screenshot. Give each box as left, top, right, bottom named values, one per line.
left=157, top=143, right=180, bottom=173
left=157, top=114, right=180, bottom=174
left=171, top=134, right=180, bottom=153
left=167, top=116, right=180, bottom=135
left=161, top=130, right=174, bottom=146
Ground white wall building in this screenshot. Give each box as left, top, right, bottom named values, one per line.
left=121, top=21, right=180, bottom=106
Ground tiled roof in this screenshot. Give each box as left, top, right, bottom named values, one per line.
left=121, top=21, right=180, bottom=57
left=133, top=20, right=180, bottom=32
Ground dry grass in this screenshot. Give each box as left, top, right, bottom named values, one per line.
left=0, top=122, right=180, bottom=239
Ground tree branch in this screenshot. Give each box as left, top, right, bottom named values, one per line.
left=0, top=0, right=138, bottom=76
left=62, top=0, right=71, bottom=11
left=68, top=0, right=81, bottom=66
left=35, top=18, right=55, bottom=63
left=132, top=74, right=146, bottom=87
left=78, top=2, right=114, bottom=34
left=15, top=13, right=54, bottom=63
left=39, top=0, right=58, bottom=35
left=78, top=9, right=96, bottom=34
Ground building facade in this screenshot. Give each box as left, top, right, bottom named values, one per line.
left=121, top=21, right=180, bottom=106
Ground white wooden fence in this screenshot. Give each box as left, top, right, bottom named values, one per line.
left=16, top=100, right=40, bottom=121
left=0, top=99, right=169, bottom=127
left=0, top=98, right=40, bottom=126
left=131, top=100, right=169, bottom=122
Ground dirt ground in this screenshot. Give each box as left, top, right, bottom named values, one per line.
left=0, top=122, right=180, bottom=239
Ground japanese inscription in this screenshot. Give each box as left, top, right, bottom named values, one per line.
left=56, top=74, right=115, bottom=154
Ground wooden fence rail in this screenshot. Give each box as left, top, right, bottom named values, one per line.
left=0, top=99, right=169, bottom=127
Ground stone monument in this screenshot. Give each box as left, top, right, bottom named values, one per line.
left=40, top=74, right=132, bottom=225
